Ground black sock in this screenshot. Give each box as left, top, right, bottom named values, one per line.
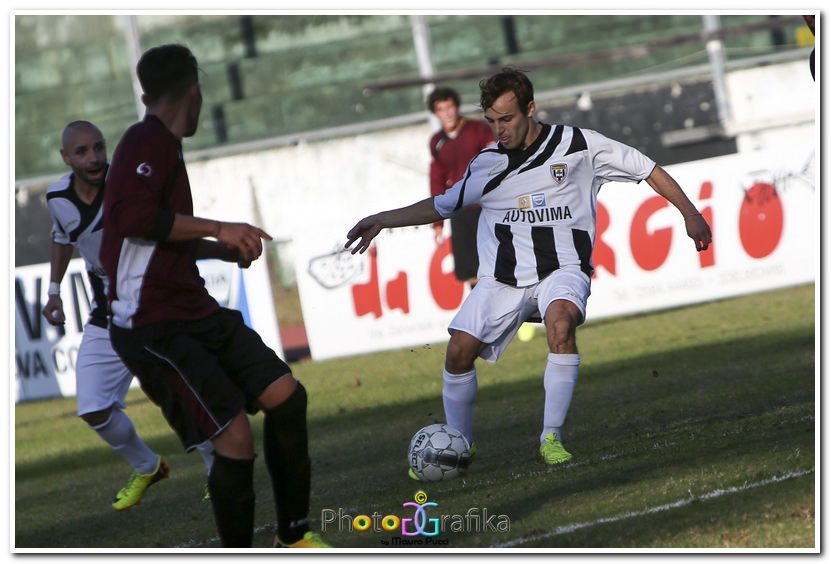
left=263, top=382, right=311, bottom=545
left=208, top=453, right=255, bottom=548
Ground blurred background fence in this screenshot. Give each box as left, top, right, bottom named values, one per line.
left=14, top=14, right=811, bottom=183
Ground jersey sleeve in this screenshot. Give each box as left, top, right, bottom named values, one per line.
left=434, top=149, right=503, bottom=218
left=584, top=128, right=656, bottom=184
left=47, top=200, right=70, bottom=245
left=106, top=131, right=177, bottom=242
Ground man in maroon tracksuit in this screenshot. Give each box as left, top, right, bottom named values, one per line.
left=428, top=87, right=494, bottom=289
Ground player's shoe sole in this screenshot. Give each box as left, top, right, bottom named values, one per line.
left=112, top=456, right=170, bottom=511
left=408, top=443, right=477, bottom=481
left=273, top=531, right=331, bottom=548
left=539, top=432, right=572, bottom=465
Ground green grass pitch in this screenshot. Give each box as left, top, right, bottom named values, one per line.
left=14, top=284, right=816, bottom=550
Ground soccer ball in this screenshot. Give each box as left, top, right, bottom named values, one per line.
left=408, top=423, right=472, bottom=482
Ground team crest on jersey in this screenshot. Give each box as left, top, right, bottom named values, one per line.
left=550, top=164, right=567, bottom=183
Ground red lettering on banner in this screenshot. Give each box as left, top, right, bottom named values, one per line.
left=351, top=246, right=411, bottom=318
left=739, top=182, right=783, bottom=259
left=429, top=237, right=465, bottom=310
left=385, top=272, right=410, bottom=314
left=698, top=181, right=715, bottom=268
left=351, top=247, right=383, bottom=318
left=630, top=196, right=672, bottom=271
left=592, top=202, right=616, bottom=278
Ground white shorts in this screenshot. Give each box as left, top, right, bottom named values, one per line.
left=448, top=265, right=591, bottom=363
left=75, top=324, right=134, bottom=416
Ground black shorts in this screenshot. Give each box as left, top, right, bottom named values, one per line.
left=450, top=207, right=480, bottom=281
left=110, top=308, right=291, bottom=451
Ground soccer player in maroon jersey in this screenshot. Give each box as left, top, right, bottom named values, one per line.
left=101, top=44, right=329, bottom=548
left=428, top=87, right=494, bottom=289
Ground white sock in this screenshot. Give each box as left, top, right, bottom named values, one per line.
left=195, top=440, right=215, bottom=473
left=442, top=367, right=477, bottom=445
left=90, top=408, right=158, bottom=474
left=541, top=353, right=580, bottom=444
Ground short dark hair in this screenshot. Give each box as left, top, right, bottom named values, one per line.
left=479, top=67, right=534, bottom=114
left=137, top=44, right=199, bottom=106
left=427, top=87, right=460, bottom=112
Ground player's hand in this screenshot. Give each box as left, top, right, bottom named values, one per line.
left=42, top=295, right=65, bottom=326
left=685, top=213, right=712, bottom=252
left=345, top=215, right=384, bottom=255
left=216, top=222, right=273, bottom=263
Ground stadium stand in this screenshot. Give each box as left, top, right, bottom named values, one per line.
left=14, top=14, right=807, bottom=266
left=15, top=14, right=804, bottom=178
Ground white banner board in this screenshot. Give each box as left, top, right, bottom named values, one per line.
left=296, top=231, right=469, bottom=361
left=14, top=256, right=282, bottom=403
left=294, top=144, right=815, bottom=361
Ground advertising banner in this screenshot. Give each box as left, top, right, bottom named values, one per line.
left=14, top=256, right=282, bottom=402
left=294, top=144, right=815, bottom=361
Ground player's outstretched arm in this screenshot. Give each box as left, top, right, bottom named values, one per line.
left=195, top=239, right=257, bottom=269
left=41, top=242, right=74, bottom=326
left=345, top=197, right=443, bottom=254
left=645, top=165, right=712, bottom=252
left=168, top=214, right=273, bottom=263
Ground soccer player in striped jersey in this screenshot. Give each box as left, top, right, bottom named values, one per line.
left=42, top=121, right=214, bottom=510
left=346, top=68, right=712, bottom=470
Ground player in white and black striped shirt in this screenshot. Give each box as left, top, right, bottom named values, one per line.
left=42, top=121, right=175, bottom=510
left=346, top=68, right=711, bottom=470
left=43, top=121, right=214, bottom=510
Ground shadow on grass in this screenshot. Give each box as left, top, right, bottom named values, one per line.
left=15, top=326, right=814, bottom=548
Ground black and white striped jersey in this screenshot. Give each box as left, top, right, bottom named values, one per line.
left=434, top=123, right=656, bottom=287
left=46, top=172, right=108, bottom=328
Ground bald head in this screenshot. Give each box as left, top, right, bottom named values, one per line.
left=61, top=120, right=102, bottom=150
left=60, top=120, right=108, bottom=189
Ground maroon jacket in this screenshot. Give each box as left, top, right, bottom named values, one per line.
left=429, top=119, right=493, bottom=226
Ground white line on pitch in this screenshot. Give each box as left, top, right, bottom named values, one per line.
left=490, top=468, right=815, bottom=548
left=173, top=414, right=814, bottom=548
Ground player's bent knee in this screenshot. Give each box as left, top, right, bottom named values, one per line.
left=545, top=317, right=578, bottom=354
left=445, top=333, right=480, bottom=373
left=213, top=412, right=254, bottom=459
left=80, top=407, right=113, bottom=428
left=257, top=372, right=298, bottom=410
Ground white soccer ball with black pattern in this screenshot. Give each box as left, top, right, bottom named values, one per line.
left=408, top=423, right=472, bottom=482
